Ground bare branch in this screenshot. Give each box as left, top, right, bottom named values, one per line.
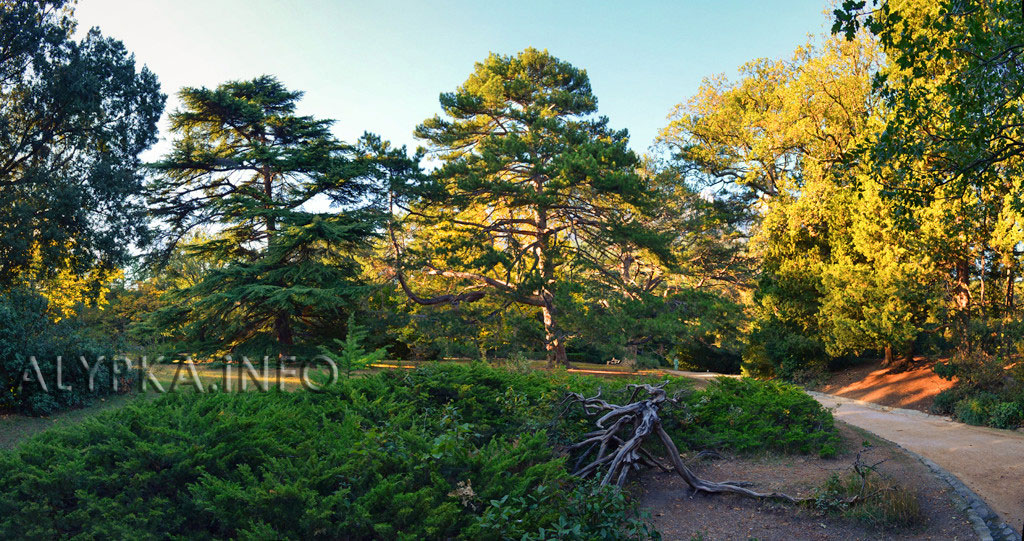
left=565, top=383, right=808, bottom=503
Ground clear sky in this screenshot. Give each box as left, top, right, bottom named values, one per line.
left=74, top=0, right=831, bottom=158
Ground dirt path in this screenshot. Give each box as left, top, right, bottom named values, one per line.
left=641, top=422, right=977, bottom=540
left=663, top=369, right=1023, bottom=538
left=811, top=392, right=1024, bottom=538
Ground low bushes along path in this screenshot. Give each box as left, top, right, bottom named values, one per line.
left=4, top=363, right=1021, bottom=537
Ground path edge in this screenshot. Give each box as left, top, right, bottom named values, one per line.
left=809, top=390, right=1021, bottom=541
left=804, top=390, right=948, bottom=421
left=906, top=451, right=1020, bottom=541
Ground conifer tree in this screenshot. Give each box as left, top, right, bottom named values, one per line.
left=148, top=76, right=383, bottom=356
left=392, top=48, right=669, bottom=366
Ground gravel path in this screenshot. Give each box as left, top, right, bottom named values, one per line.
left=810, top=392, right=1023, bottom=539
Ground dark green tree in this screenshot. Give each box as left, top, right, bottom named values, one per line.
left=393, top=48, right=669, bottom=366
left=148, top=76, right=385, bottom=356
left=0, top=0, right=164, bottom=287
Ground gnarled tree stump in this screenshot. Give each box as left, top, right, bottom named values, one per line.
left=565, top=382, right=805, bottom=503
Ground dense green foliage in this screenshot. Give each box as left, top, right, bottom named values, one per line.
left=0, top=364, right=837, bottom=539
left=0, top=0, right=163, bottom=286
left=649, top=0, right=1024, bottom=395
left=2, top=0, right=1022, bottom=380
left=0, top=288, right=127, bottom=415
left=147, top=77, right=392, bottom=357
left=318, top=318, right=388, bottom=377
left=931, top=353, right=1024, bottom=428
left=834, top=0, right=1024, bottom=213
left=0, top=0, right=160, bottom=415
left=675, top=378, right=839, bottom=457
left=826, top=0, right=1024, bottom=418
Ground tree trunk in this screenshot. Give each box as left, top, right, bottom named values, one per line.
left=979, top=264, right=986, bottom=318
left=953, top=257, right=971, bottom=348
left=896, top=340, right=914, bottom=371
left=900, top=342, right=914, bottom=365
left=263, top=167, right=275, bottom=233
left=274, top=312, right=294, bottom=356
left=542, top=303, right=568, bottom=367
left=954, top=258, right=971, bottom=314
left=534, top=198, right=569, bottom=367
left=260, top=153, right=289, bottom=355
left=1007, top=266, right=1015, bottom=313
left=883, top=342, right=913, bottom=371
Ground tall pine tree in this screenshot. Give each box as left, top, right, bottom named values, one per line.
left=148, top=76, right=383, bottom=356
left=393, top=48, right=668, bottom=366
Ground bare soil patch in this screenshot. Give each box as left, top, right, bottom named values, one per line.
left=817, top=359, right=955, bottom=413
left=638, top=422, right=976, bottom=540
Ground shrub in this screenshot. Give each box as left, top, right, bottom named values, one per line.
left=990, top=401, right=1024, bottom=430
left=469, top=482, right=659, bottom=540
left=0, top=364, right=838, bottom=538
left=933, top=350, right=1018, bottom=391
left=932, top=349, right=1024, bottom=428
left=0, top=364, right=655, bottom=539
left=741, top=322, right=828, bottom=382
left=953, top=392, right=1000, bottom=426
left=669, top=377, right=839, bottom=457
left=930, top=387, right=968, bottom=415
left=317, top=318, right=387, bottom=377
left=0, top=288, right=126, bottom=415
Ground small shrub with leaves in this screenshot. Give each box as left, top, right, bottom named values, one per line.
left=930, top=387, right=968, bottom=415
left=952, top=392, right=1000, bottom=426
left=317, top=317, right=388, bottom=377
left=469, top=482, right=660, bottom=540
left=0, top=288, right=127, bottom=415
left=932, top=350, right=1024, bottom=428
left=990, top=401, right=1024, bottom=429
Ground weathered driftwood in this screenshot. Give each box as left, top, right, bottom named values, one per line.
left=564, top=382, right=805, bottom=503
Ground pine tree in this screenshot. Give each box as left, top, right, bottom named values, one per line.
left=148, top=76, right=383, bottom=356
left=392, top=48, right=668, bottom=366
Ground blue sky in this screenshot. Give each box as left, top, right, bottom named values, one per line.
left=74, top=0, right=831, bottom=157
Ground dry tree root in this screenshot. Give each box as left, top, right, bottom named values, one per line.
left=564, top=382, right=807, bottom=504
